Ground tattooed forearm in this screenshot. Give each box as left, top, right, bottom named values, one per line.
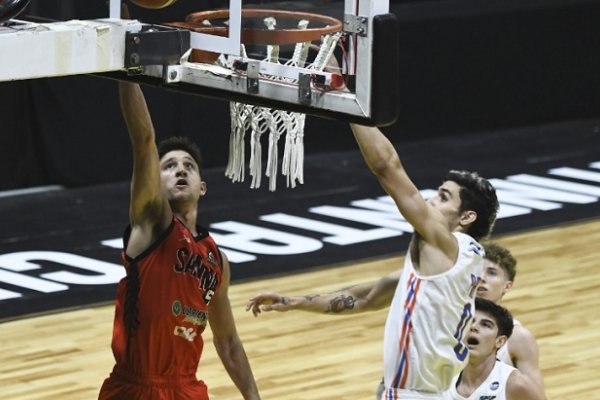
left=301, top=292, right=358, bottom=313
left=327, top=295, right=356, bottom=313
left=303, top=294, right=321, bottom=302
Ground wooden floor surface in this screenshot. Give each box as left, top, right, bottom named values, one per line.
left=1, top=219, right=599, bottom=400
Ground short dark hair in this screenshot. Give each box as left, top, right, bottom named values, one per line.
left=483, top=242, right=517, bottom=281
left=158, top=136, right=203, bottom=172
left=444, top=170, right=498, bottom=241
left=475, top=297, right=514, bottom=338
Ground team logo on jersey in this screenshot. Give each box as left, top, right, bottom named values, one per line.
left=207, top=251, right=218, bottom=266
left=174, top=326, right=197, bottom=342
left=172, top=300, right=183, bottom=316
left=173, top=247, right=219, bottom=304
left=489, top=381, right=500, bottom=390
left=468, top=240, right=483, bottom=255
left=478, top=396, right=496, bottom=400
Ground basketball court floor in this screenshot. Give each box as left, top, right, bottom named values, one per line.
left=1, top=117, right=599, bottom=399
left=2, top=1, right=600, bottom=398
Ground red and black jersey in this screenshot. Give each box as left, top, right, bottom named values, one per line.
left=109, top=218, right=223, bottom=378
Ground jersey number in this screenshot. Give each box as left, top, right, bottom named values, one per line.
left=453, top=302, right=473, bottom=361
left=204, top=289, right=215, bottom=304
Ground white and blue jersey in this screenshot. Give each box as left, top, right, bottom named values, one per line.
left=382, top=232, right=483, bottom=399
left=443, top=359, right=516, bottom=400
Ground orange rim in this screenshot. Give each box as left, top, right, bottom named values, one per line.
left=173, top=8, right=342, bottom=45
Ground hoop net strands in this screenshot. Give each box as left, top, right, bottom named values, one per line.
left=224, top=18, right=342, bottom=191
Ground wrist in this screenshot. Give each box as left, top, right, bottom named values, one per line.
left=284, top=295, right=299, bottom=309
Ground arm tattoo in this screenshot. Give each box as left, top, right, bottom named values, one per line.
left=327, top=295, right=356, bottom=313
left=303, top=294, right=321, bottom=302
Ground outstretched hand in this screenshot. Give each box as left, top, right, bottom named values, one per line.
left=245, top=292, right=292, bottom=317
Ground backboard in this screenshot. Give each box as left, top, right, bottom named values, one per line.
left=1, top=0, right=398, bottom=126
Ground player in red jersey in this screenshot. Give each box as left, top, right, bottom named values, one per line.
left=98, top=82, right=261, bottom=400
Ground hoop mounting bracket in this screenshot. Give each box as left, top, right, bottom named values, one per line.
left=343, top=14, right=368, bottom=37
left=298, top=73, right=312, bottom=105
left=125, top=24, right=190, bottom=69
left=246, top=60, right=260, bottom=94
left=163, top=65, right=182, bottom=83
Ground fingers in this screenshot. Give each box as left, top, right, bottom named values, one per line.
left=245, top=299, right=264, bottom=317
left=245, top=293, right=285, bottom=317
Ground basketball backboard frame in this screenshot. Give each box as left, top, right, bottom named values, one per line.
left=1, top=0, right=398, bottom=126
left=109, top=0, right=243, bottom=57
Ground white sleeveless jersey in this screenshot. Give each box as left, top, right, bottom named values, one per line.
left=382, top=232, right=483, bottom=398
left=443, top=360, right=516, bottom=400
left=496, top=319, right=521, bottom=366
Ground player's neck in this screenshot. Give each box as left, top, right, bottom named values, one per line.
left=174, top=209, right=198, bottom=236
left=458, top=354, right=496, bottom=393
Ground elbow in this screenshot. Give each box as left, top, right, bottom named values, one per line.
left=369, top=152, right=401, bottom=178
left=213, top=334, right=239, bottom=355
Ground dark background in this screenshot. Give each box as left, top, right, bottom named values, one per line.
left=2, top=117, right=599, bottom=320
left=2, top=0, right=600, bottom=190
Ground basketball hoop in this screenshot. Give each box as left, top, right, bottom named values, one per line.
left=170, top=9, right=343, bottom=191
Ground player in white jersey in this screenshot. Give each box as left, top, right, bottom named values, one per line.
left=444, top=298, right=544, bottom=400
left=247, top=124, right=499, bottom=399
left=382, top=232, right=482, bottom=398
left=477, top=243, right=545, bottom=394
left=448, top=360, right=516, bottom=400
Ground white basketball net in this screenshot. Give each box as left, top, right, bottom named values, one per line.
left=224, top=19, right=341, bottom=191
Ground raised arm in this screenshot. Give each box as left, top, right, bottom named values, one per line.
left=509, top=325, right=546, bottom=397
left=209, top=251, right=261, bottom=400
left=246, top=270, right=400, bottom=317
left=350, top=123, right=457, bottom=258
left=119, top=82, right=171, bottom=256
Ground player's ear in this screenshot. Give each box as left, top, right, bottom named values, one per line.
left=495, top=334, right=508, bottom=350
left=503, top=280, right=513, bottom=295
left=460, top=210, right=477, bottom=226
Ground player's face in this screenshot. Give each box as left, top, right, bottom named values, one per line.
left=160, top=150, right=206, bottom=205
left=477, top=259, right=512, bottom=303
left=465, top=310, right=506, bottom=360
left=427, top=181, right=463, bottom=229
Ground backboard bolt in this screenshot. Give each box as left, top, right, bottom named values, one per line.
left=129, top=53, right=140, bottom=65
left=343, top=14, right=368, bottom=37
left=131, top=36, right=140, bottom=45
left=169, top=70, right=178, bottom=80
left=246, top=60, right=260, bottom=94
left=298, top=73, right=312, bottom=105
